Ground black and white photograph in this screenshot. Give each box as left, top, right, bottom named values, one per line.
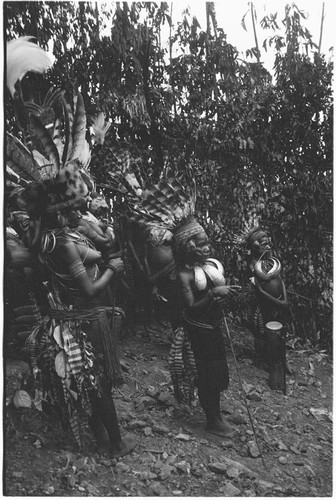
left=3, top=0, right=333, bottom=496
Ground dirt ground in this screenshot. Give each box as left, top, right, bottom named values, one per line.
left=3, top=320, right=333, bottom=497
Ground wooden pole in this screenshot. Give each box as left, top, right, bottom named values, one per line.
left=169, top=3, right=177, bottom=117
left=318, top=2, right=325, bottom=55
left=250, top=2, right=260, bottom=64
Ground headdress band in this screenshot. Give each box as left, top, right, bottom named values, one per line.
left=247, top=229, right=267, bottom=248
left=174, top=220, right=204, bottom=246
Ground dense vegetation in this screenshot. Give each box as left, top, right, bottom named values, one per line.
left=4, top=2, right=333, bottom=350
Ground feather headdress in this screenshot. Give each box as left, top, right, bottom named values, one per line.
left=129, top=177, right=195, bottom=228
left=106, top=149, right=143, bottom=196
left=6, top=36, right=54, bottom=97
left=233, top=224, right=282, bottom=281
left=233, top=225, right=266, bottom=250
left=127, top=175, right=204, bottom=247
left=6, top=90, right=93, bottom=214
left=6, top=36, right=55, bottom=130
left=29, top=92, right=90, bottom=177
left=6, top=132, right=43, bottom=182
left=5, top=35, right=93, bottom=215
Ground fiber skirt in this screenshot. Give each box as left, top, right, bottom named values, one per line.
left=186, top=326, right=229, bottom=391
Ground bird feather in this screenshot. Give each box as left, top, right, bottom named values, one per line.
left=32, top=149, right=55, bottom=181
left=69, top=93, right=86, bottom=162
left=61, top=96, right=74, bottom=165
left=43, top=87, right=65, bottom=110
left=91, top=111, right=111, bottom=145
left=77, top=140, right=91, bottom=170
left=30, top=114, right=60, bottom=171
left=6, top=132, right=41, bottom=182
left=6, top=36, right=54, bottom=97
left=32, top=149, right=49, bottom=167
left=52, top=116, right=64, bottom=160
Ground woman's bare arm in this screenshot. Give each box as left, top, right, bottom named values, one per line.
left=77, top=220, right=113, bottom=251
left=178, top=271, right=213, bottom=315
left=54, top=240, right=118, bottom=298
left=255, top=278, right=289, bottom=309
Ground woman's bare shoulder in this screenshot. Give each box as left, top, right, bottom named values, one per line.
left=177, top=267, right=194, bottom=283
left=52, top=236, right=80, bottom=263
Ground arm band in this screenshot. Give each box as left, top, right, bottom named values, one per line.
left=68, top=259, right=86, bottom=279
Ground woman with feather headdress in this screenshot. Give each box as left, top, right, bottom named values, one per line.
left=5, top=38, right=136, bottom=454
left=22, top=98, right=135, bottom=454
left=173, top=219, right=241, bottom=437
left=127, top=176, right=240, bottom=437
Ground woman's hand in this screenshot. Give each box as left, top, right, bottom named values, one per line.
left=107, top=257, right=124, bottom=274
left=152, top=285, right=168, bottom=302
left=98, top=221, right=108, bottom=233
left=212, top=285, right=241, bottom=298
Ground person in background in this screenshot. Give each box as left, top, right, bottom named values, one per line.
left=244, top=228, right=290, bottom=362
left=173, top=218, right=240, bottom=437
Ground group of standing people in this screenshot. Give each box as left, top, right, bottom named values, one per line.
left=5, top=172, right=239, bottom=451
left=5, top=48, right=291, bottom=452
left=6, top=166, right=292, bottom=453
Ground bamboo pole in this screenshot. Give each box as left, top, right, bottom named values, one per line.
left=250, top=2, right=260, bottom=65
left=95, top=2, right=100, bottom=40
left=169, top=3, right=177, bottom=117
left=318, top=2, right=325, bottom=55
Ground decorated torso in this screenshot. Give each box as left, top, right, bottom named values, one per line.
left=251, top=256, right=284, bottom=300
left=239, top=228, right=284, bottom=301
left=193, top=258, right=226, bottom=291
left=146, top=226, right=175, bottom=276
left=39, top=228, right=101, bottom=305
left=186, top=258, right=225, bottom=326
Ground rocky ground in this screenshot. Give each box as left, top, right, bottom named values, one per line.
left=4, top=320, right=333, bottom=497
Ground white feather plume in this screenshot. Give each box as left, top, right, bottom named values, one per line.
left=7, top=36, right=54, bottom=97
left=78, top=140, right=92, bottom=170
left=91, top=112, right=112, bottom=145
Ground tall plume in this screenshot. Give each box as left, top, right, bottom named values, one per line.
left=6, top=36, right=54, bottom=98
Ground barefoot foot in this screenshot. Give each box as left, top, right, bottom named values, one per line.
left=206, top=420, right=234, bottom=438
left=96, top=440, right=111, bottom=454
left=110, top=436, right=137, bottom=458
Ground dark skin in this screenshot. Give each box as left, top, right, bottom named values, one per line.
left=255, top=277, right=289, bottom=309
left=49, top=235, right=122, bottom=300
left=76, top=216, right=115, bottom=255
left=8, top=191, right=41, bottom=250
left=177, top=231, right=240, bottom=437
left=144, top=229, right=175, bottom=302
left=71, top=197, right=116, bottom=256
left=125, top=219, right=146, bottom=274
left=52, top=208, right=122, bottom=300
left=251, top=232, right=289, bottom=310
left=6, top=232, right=35, bottom=270
left=249, top=230, right=292, bottom=374
left=45, top=209, right=134, bottom=456
left=178, top=232, right=239, bottom=314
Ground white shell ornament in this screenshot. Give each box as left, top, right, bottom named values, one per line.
left=203, top=259, right=226, bottom=286
left=194, top=266, right=207, bottom=291
left=254, top=257, right=282, bottom=281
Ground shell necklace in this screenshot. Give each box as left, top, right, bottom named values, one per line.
left=193, top=258, right=226, bottom=291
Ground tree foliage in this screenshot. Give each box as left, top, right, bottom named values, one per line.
left=4, top=1, right=333, bottom=350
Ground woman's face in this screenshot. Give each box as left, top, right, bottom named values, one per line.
left=254, top=233, right=272, bottom=258
left=67, top=209, right=82, bottom=227
left=90, top=195, right=109, bottom=216
left=185, top=231, right=210, bottom=264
